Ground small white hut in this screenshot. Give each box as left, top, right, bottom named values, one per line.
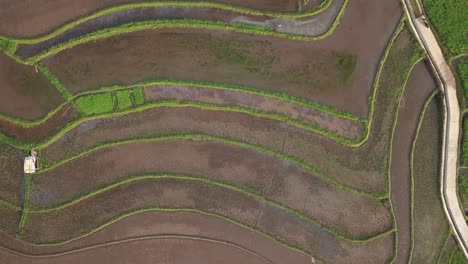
left=24, top=150, right=38, bottom=174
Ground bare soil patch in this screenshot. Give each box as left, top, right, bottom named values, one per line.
left=390, top=61, right=437, bottom=264
left=44, top=0, right=402, bottom=116
left=258, top=204, right=395, bottom=263
left=0, top=143, right=24, bottom=205
left=0, top=0, right=320, bottom=38
left=1, top=237, right=272, bottom=264
left=32, top=140, right=391, bottom=237
left=144, top=84, right=363, bottom=139
left=0, top=211, right=311, bottom=263
left=0, top=103, right=79, bottom=144
left=0, top=54, right=64, bottom=121
left=0, top=204, right=20, bottom=236
left=412, top=94, right=449, bottom=263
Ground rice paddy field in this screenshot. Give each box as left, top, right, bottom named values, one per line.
left=0, top=0, right=460, bottom=263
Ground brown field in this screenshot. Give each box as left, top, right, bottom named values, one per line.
left=257, top=204, right=395, bottom=263
left=32, top=140, right=392, bottom=237
left=0, top=0, right=434, bottom=262
left=144, top=84, right=363, bottom=139
left=43, top=0, right=402, bottom=117
left=0, top=0, right=323, bottom=38
left=24, top=178, right=263, bottom=243
left=0, top=211, right=311, bottom=263
left=23, top=178, right=393, bottom=263
left=0, top=103, right=79, bottom=143
left=2, top=238, right=274, bottom=264
left=0, top=204, right=20, bottom=236
left=0, top=143, right=24, bottom=205
left=390, top=61, right=437, bottom=263
left=40, top=27, right=419, bottom=195
left=16, top=1, right=342, bottom=59
left=412, top=94, right=449, bottom=263
left=0, top=53, right=64, bottom=121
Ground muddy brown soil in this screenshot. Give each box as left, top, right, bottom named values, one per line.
left=24, top=178, right=263, bottom=243
left=40, top=25, right=418, bottom=196
left=412, top=95, right=448, bottom=263
left=0, top=211, right=311, bottom=263
left=0, top=54, right=64, bottom=121
left=32, top=141, right=392, bottom=238
left=23, top=179, right=394, bottom=263
left=43, top=0, right=402, bottom=117
left=258, top=204, right=395, bottom=263
left=390, top=61, right=437, bottom=264
left=0, top=143, right=24, bottom=205
left=0, top=205, right=20, bottom=236
left=16, top=1, right=342, bottom=58
left=144, top=84, right=363, bottom=139
left=0, top=104, right=80, bottom=144
left=1, top=238, right=273, bottom=264
left=16, top=1, right=338, bottom=58
left=0, top=0, right=320, bottom=38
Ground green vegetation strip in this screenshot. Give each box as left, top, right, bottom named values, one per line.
left=29, top=174, right=394, bottom=242
left=17, top=174, right=32, bottom=236
left=36, top=63, right=73, bottom=100
left=0, top=198, right=21, bottom=211
left=38, top=133, right=384, bottom=199
left=407, top=89, right=439, bottom=263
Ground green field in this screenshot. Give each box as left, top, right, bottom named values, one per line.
left=457, top=60, right=468, bottom=100
left=423, top=0, right=468, bottom=56
left=75, top=93, right=114, bottom=116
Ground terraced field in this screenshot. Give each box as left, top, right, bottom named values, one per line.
left=0, top=0, right=454, bottom=263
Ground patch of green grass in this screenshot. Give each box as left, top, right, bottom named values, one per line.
left=457, top=60, right=468, bottom=100
left=116, top=90, right=132, bottom=110
left=449, top=248, right=468, bottom=264
left=334, top=52, right=357, bottom=84
left=132, top=88, right=145, bottom=105
left=74, top=93, right=114, bottom=116
left=461, top=119, right=468, bottom=166
left=458, top=170, right=468, bottom=208
left=423, top=0, right=468, bottom=56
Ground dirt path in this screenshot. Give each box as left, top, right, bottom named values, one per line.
left=390, top=61, right=436, bottom=263
left=402, top=0, right=468, bottom=258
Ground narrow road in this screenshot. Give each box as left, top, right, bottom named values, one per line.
left=402, top=0, right=468, bottom=259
